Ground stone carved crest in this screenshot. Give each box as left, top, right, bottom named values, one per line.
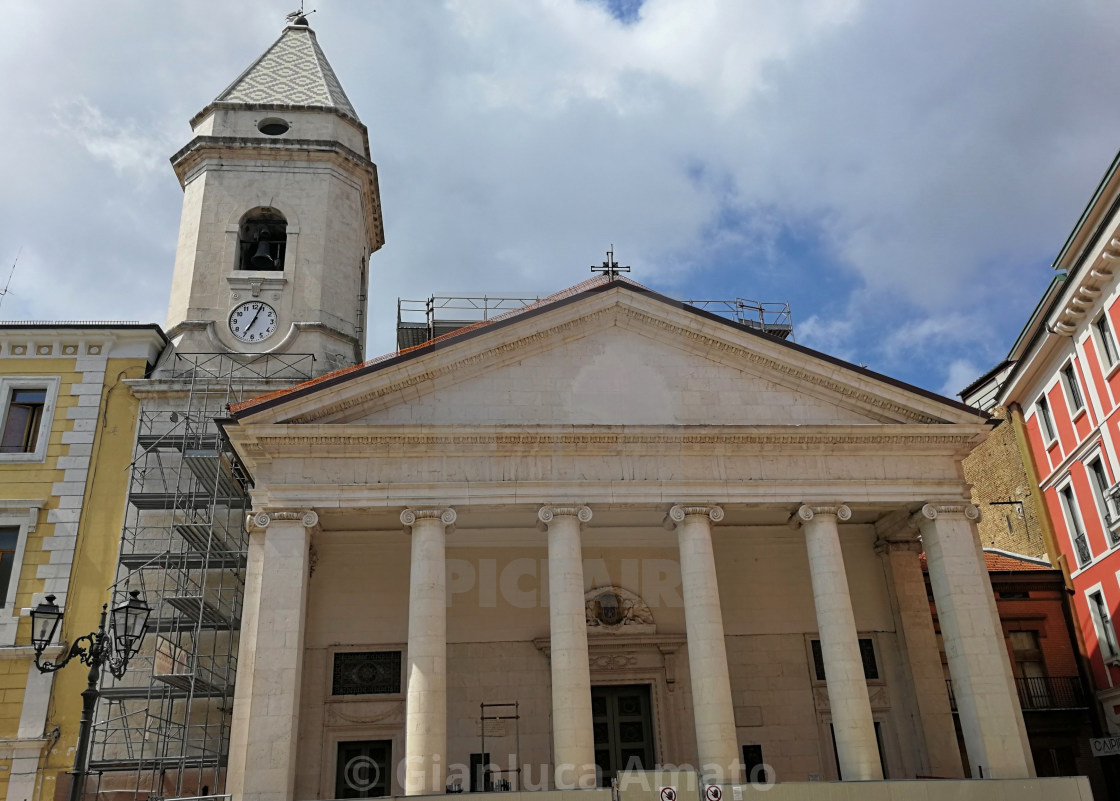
left=585, top=586, right=655, bottom=633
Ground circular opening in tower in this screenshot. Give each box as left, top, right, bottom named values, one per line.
left=257, top=118, right=290, bottom=136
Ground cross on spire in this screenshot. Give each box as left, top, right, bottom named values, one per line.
left=591, top=246, right=630, bottom=280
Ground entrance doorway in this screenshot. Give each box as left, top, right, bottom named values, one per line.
left=335, top=739, right=392, bottom=798
left=591, top=684, right=655, bottom=786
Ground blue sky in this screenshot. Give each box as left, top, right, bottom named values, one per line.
left=1, top=0, right=1119, bottom=396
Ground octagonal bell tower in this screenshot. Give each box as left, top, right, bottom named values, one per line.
left=165, top=16, right=383, bottom=374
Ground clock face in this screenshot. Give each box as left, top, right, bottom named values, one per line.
left=229, top=301, right=278, bottom=343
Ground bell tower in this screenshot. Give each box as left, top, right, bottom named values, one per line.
left=165, top=16, right=383, bottom=374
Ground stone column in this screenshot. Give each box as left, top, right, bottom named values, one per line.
left=227, top=509, right=318, bottom=801
left=876, top=535, right=963, bottom=778
left=538, top=505, right=597, bottom=789
left=917, top=503, right=1033, bottom=779
left=668, top=504, right=740, bottom=783
left=402, top=507, right=457, bottom=796
left=798, top=505, right=882, bottom=781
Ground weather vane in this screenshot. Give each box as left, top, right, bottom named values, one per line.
left=591, top=246, right=630, bottom=279
left=286, top=3, right=316, bottom=25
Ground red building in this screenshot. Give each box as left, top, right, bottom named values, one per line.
left=925, top=549, right=1104, bottom=794
left=976, top=149, right=1120, bottom=766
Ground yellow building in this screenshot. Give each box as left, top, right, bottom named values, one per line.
left=0, top=323, right=164, bottom=801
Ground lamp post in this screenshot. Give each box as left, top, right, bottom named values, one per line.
left=30, top=590, right=151, bottom=801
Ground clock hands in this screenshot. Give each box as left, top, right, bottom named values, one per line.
left=230, top=302, right=276, bottom=342
left=245, top=304, right=265, bottom=334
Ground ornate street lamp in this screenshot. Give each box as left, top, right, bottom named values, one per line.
left=31, top=590, right=151, bottom=801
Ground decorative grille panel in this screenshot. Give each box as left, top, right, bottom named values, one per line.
left=332, top=651, right=402, bottom=696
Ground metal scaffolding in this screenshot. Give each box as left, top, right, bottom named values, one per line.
left=397, top=293, right=794, bottom=350
left=89, top=352, right=312, bottom=800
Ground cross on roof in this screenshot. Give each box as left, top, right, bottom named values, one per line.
left=591, top=247, right=630, bottom=279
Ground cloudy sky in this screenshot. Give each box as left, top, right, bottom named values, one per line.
left=2, top=0, right=1119, bottom=395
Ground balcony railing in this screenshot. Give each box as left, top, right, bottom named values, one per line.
left=1105, top=482, right=1120, bottom=546
left=946, top=676, right=1088, bottom=712
left=1074, top=532, right=1092, bottom=566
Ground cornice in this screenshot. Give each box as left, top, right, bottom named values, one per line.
left=231, top=424, right=985, bottom=459
left=171, top=136, right=374, bottom=177
left=249, top=480, right=972, bottom=511
left=1050, top=228, right=1120, bottom=336
left=0, top=328, right=165, bottom=361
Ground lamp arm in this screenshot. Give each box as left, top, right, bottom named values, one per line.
left=34, top=634, right=95, bottom=674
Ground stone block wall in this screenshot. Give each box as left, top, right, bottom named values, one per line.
left=963, top=406, right=1048, bottom=557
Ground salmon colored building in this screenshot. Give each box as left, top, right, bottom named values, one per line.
left=977, top=149, right=1120, bottom=772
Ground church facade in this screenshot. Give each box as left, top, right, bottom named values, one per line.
left=92, top=15, right=1095, bottom=801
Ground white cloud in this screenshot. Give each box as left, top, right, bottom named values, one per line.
left=51, top=97, right=176, bottom=182
left=0, top=0, right=1118, bottom=391
left=940, top=358, right=985, bottom=399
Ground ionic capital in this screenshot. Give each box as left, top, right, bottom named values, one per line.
left=666, top=504, right=724, bottom=527
left=796, top=504, right=851, bottom=524
left=247, top=509, right=319, bottom=532
left=913, top=503, right=980, bottom=526
left=538, top=505, right=592, bottom=525
left=401, top=507, right=457, bottom=534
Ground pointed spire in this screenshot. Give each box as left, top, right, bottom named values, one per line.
left=215, top=23, right=358, bottom=121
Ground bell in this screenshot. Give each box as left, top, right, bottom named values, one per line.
left=249, top=239, right=275, bottom=270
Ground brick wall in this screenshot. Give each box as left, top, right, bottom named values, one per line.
left=963, top=406, right=1049, bottom=558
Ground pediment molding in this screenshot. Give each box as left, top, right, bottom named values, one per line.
left=617, top=306, right=944, bottom=424
left=286, top=307, right=615, bottom=423
left=233, top=424, right=984, bottom=459
left=263, top=296, right=961, bottom=427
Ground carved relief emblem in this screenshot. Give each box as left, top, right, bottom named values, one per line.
left=585, top=586, right=655, bottom=631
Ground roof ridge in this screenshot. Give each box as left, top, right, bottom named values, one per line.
left=305, top=30, right=355, bottom=112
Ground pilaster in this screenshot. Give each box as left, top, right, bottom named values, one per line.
left=874, top=526, right=963, bottom=779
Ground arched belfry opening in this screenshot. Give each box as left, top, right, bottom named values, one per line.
left=238, top=208, right=287, bottom=271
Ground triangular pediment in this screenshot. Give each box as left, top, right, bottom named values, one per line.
left=337, top=324, right=888, bottom=426
left=236, top=286, right=981, bottom=429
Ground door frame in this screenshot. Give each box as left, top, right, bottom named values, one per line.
left=591, top=682, right=658, bottom=781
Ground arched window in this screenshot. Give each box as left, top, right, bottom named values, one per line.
left=238, top=208, right=287, bottom=271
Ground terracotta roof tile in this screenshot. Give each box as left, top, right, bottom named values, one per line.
left=919, top=548, right=1055, bottom=573
left=229, top=274, right=647, bottom=414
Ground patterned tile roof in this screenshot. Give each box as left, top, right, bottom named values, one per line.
left=216, top=25, right=358, bottom=120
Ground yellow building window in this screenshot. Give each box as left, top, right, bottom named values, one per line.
left=1, top=388, right=46, bottom=453
left=0, top=527, right=16, bottom=605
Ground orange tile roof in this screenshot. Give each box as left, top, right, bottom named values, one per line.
left=919, top=549, right=1055, bottom=573
left=230, top=274, right=648, bottom=414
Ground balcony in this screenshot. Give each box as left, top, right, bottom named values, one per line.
left=946, top=676, right=1089, bottom=712
left=1105, top=481, right=1120, bottom=546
